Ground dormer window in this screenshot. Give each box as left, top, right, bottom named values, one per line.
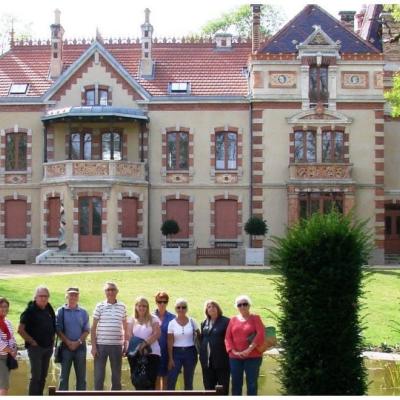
left=85, top=89, right=95, bottom=106
left=9, top=83, right=29, bottom=95
left=83, top=85, right=110, bottom=106
left=169, top=82, right=190, bottom=94
left=309, top=65, right=328, bottom=104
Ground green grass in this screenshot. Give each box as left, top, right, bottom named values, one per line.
left=0, top=268, right=399, bottom=347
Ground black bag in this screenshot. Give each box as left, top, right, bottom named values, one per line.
left=131, top=355, right=152, bottom=390
left=54, top=343, right=63, bottom=363
left=6, top=354, right=18, bottom=370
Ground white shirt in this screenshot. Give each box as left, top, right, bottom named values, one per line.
left=130, top=315, right=161, bottom=356
left=168, top=318, right=199, bottom=347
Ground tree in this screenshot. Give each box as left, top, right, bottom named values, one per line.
left=0, top=14, right=32, bottom=55
left=383, top=5, right=400, bottom=116
left=270, top=211, right=372, bottom=395
left=161, top=219, right=180, bottom=247
left=201, top=4, right=285, bottom=37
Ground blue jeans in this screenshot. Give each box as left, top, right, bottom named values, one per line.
left=59, top=344, right=87, bottom=390
left=229, top=357, right=262, bottom=396
left=167, top=346, right=197, bottom=390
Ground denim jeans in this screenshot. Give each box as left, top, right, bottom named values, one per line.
left=167, top=346, right=198, bottom=390
left=27, top=346, right=53, bottom=395
left=229, top=357, right=262, bottom=396
left=59, top=344, right=87, bottom=390
left=94, top=344, right=123, bottom=390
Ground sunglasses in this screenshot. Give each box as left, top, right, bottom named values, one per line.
left=176, top=305, right=187, bottom=310
left=237, top=302, right=249, bottom=308
left=157, top=300, right=168, bottom=304
left=105, top=288, right=117, bottom=292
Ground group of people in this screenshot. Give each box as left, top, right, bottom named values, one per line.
left=0, top=282, right=267, bottom=396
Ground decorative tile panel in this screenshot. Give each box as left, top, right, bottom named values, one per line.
left=73, top=162, right=109, bottom=176
left=166, top=173, right=190, bottom=184
left=215, top=173, right=238, bottom=184
left=374, top=72, right=383, bottom=89
left=289, top=164, right=352, bottom=180
left=269, top=71, right=297, bottom=88
left=341, top=71, right=369, bottom=89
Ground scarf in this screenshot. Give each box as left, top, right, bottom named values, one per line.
left=0, top=316, right=11, bottom=340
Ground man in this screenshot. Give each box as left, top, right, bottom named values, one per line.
left=91, top=282, right=128, bottom=390
left=18, top=286, right=56, bottom=395
left=56, top=287, right=90, bottom=390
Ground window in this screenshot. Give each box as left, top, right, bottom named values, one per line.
left=98, top=89, right=108, bottom=106
left=294, top=130, right=316, bottom=162
left=47, top=197, right=60, bottom=238
left=166, top=199, right=189, bottom=239
left=84, top=87, right=109, bottom=106
left=322, top=131, right=344, bottom=162
left=70, top=132, right=92, bottom=160
left=215, top=199, right=238, bottom=239
left=9, top=83, right=29, bottom=95
left=215, top=132, right=237, bottom=170
left=5, top=199, right=27, bottom=239
left=85, top=90, right=95, bottom=106
left=167, top=131, right=189, bottom=170
left=6, top=132, right=27, bottom=171
left=169, top=82, right=190, bottom=94
left=102, top=132, right=121, bottom=160
left=309, top=65, right=328, bottom=103
left=299, top=193, right=343, bottom=219
left=121, top=197, right=138, bottom=237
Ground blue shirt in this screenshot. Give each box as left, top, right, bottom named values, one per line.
left=154, top=310, right=175, bottom=352
left=56, top=305, right=90, bottom=341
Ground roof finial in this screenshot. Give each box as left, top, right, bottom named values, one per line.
left=144, top=8, right=150, bottom=24
left=10, top=18, right=15, bottom=48
left=54, top=9, right=61, bottom=25
left=96, top=26, right=104, bottom=43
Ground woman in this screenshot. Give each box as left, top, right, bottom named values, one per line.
left=199, top=300, right=230, bottom=395
left=225, top=295, right=265, bottom=396
left=0, top=297, right=17, bottom=396
left=153, top=291, right=175, bottom=390
left=127, top=296, right=161, bottom=390
left=167, top=298, right=200, bottom=390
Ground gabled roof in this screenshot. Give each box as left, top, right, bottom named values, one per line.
left=0, top=39, right=251, bottom=100
left=261, top=4, right=380, bottom=54
left=358, top=4, right=383, bottom=52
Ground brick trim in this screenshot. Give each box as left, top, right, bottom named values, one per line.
left=0, top=193, right=32, bottom=247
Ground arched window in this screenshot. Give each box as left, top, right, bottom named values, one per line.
left=102, top=132, right=121, bottom=160
left=6, top=132, right=27, bottom=171
left=215, top=132, right=237, bottom=170
left=70, top=132, right=92, bottom=160
left=167, top=131, right=189, bottom=170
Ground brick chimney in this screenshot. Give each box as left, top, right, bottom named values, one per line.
left=251, top=4, right=262, bottom=53
left=338, top=11, right=356, bottom=31
left=380, top=11, right=400, bottom=63
left=49, top=9, right=64, bottom=79
left=140, top=8, right=155, bottom=78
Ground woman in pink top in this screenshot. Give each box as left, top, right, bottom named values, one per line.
left=225, top=295, right=265, bottom=396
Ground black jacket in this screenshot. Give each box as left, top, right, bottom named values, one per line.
left=199, top=315, right=230, bottom=370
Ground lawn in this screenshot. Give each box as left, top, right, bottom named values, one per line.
left=0, top=268, right=399, bottom=347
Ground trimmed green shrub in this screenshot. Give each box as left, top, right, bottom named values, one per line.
left=161, top=219, right=180, bottom=238
left=244, top=216, right=268, bottom=237
left=270, top=211, right=372, bottom=395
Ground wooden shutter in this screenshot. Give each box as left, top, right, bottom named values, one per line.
left=47, top=197, right=60, bottom=238
left=121, top=197, right=138, bottom=237
left=166, top=199, right=189, bottom=239
left=215, top=199, right=237, bottom=239
left=5, top=199, right=27, bottom=238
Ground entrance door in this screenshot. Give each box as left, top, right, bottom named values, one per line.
left=384, top=207, right=400, bottom=254
left=79, top=197, right=102, bottom=252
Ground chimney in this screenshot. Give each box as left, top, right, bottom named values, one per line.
left=9, top=19, right=15, bottom=49
left=380, top=11, right=400, bottom=62
left=338, top=11, right=356, bottom=31
left=355, top=5, right=367, bottom=35
left=49, top=9, right=64, bottom=79
left=251, top=4, right=262, bottom=53
left=140, top=8, right=155, bottom=78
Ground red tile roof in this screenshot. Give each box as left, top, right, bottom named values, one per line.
left=0, top=40, right=251, bottom=98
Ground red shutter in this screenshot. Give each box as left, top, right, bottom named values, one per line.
left=5, top=200, right=27, bottom=238
left=215, top=199, right=237, bottom=239
left=166, top=199, right=189, bottom=239
left=47, top=197, right=60, bottom=237
left=121, top=197, right=138, bottom=237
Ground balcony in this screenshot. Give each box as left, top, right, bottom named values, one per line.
left=42, top=160, right=146, bottom=184
left=289, top=163, right=352, bottom=181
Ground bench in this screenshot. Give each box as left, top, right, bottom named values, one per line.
left=48, top=385, right=224, bottom=396
left=196, top=247, right=230, bottom=265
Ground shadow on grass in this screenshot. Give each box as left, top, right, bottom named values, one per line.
left=368, top=269, right=400, bottom=278
left=182, top=268, right=278, bottom=275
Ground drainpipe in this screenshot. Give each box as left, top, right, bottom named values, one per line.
left=43, top=122, right=48, bottom=163
left=249, top=101, right=254, bottom=248
left=140, top=121, right=144, bottom=162
left=145, top=120, right=152, bottom=264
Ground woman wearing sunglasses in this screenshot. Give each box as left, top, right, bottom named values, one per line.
left=225, top=295, right=265, bottom=396
left=167, top=298, right=200, bottom=390
left=153, top=291, right=175, bottom=390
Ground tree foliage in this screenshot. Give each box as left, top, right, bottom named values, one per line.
left=161, top=219, right=180, bottom=238
left=201, top=4, right=285, bottom=37
left=244, top=216, right=268, bottom=236
left=270, top=211, right=372, bottom=395
left=0, top=14, right=32, bottom=54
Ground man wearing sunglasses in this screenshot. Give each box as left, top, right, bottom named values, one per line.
left=91, top=282, right=127, bottom=391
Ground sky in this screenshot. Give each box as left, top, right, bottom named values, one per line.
left=0, top=1, right=395, bottom=40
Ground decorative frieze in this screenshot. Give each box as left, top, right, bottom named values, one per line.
left=374, top=72, right=383, bottom=89
left=341, top=71, right=369, bottom=89
left=4, top=174, right=27, bottom=184
left=269, top=71, right=297, bottom=88
left=73, top=161, right=109, bottom=176
left=289, top=163, right=352, bottom=180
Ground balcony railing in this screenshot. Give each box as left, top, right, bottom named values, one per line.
left=289, top=163, right=352, bottom=180
left=43, top=160, right=146, bottom=183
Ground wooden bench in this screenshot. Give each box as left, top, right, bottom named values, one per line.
left=196, top=247, right=230, bottom=265
left=48, top=385, right=224, bottom=396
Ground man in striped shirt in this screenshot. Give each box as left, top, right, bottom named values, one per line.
left=91, top=282, right=128, bottom=391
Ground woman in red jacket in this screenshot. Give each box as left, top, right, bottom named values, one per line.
left=224, top=295, right=265, bottom=396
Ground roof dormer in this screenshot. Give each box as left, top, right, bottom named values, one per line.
left=214, top=33, right=233, bottom=50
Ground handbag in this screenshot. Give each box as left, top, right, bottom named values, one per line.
left=247, top=321, right=277, bottom=354
left=6, top=353, right=18, bottom=370
left=190, top=318, right=201, bottom=353
left=54, top=307, right=65, bottom=363
left=131, top=354, right=152, bottom=390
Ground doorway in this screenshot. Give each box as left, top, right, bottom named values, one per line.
left=79, top=196, right=102, bottom=252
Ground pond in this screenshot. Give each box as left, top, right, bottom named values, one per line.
left=7, top=354, right=400, bottom=395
